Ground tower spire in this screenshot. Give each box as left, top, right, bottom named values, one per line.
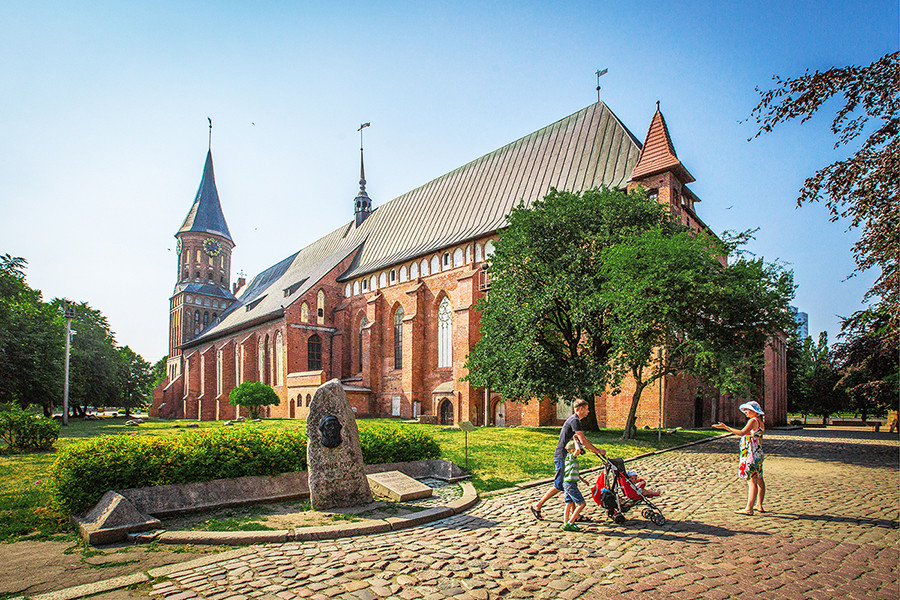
left=208, top=117, right=212, bottom=150
left=354, top=122, right=373, bottom=227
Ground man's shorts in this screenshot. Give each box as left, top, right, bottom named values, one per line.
left=553, top=457, right=566, bottom=491
left=564, top=482, right=585, bottom=505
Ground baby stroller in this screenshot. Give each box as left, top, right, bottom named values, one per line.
left=591, top=456, right=666, bottom=526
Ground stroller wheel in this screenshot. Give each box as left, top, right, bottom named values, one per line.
left=651, top=513, right=666, bottom=526
left=613, top=512, right=626, bottom=524
left=642, top=508, right=654, bottom=520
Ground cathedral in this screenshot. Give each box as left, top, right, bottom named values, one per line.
left=151, top=101, right=788, bottom=427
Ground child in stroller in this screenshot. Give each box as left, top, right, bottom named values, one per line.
left=591, top=457, right=665, bottom=526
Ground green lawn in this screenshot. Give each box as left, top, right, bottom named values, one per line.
left=0, top=415, right=718, bottom=542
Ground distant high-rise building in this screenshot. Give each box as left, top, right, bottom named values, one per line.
left=790, top=306, right=809, bottom=340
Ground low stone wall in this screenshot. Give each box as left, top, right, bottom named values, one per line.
left=74, top=459, right=469, bottom=545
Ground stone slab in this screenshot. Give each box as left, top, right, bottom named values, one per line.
left=73, top=491, right=161, bottom=545
left=366, top=471, right=433, bottom=502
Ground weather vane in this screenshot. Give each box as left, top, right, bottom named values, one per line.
left=595, top=68, right=608, bottom=103
left=208, top=117, right=213, bottom=149
left=358, top=122, right=370, bottom=150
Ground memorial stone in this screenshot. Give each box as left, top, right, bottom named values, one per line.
left=306, top=379, right=373, bottom=509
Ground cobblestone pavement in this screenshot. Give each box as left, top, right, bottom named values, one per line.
left=101, top=429, right=898, bottom=600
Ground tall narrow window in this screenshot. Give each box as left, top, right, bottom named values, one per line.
left=300, top=302, right=309, bottom=323
left=257, top=337, right=264, bottom=382
left=263, top=334, right=271, bottom=385
left=308, top=334, right=322, bottom=371
left=358, top=316, right=368, bottom=372
left=274, top=331, right=284, bottom=386
left=316, top=290, right=325, bottom=324
left=394, top=307, right=404, bottom=370
left=216, top=349, right=223, bottom=396
left=438, top=298, right=452, bottom=368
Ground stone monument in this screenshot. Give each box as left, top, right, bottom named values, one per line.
left=306, top=379, right=373, bottom=510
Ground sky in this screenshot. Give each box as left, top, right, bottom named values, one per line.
left=1, top=1, right=896, bottom=363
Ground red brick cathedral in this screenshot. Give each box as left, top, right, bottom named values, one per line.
left=152, top=102, right=788, bottom=427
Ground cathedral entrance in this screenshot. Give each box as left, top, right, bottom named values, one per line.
left=493, top=401, right=505, bottom=427
left=439, top=399, right=453, bottom=425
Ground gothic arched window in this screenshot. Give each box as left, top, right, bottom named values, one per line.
left=300, top=302, right=309, bottom=323
left=274, top=331, right=284, bottom=386
left=438, top=297, right=452, bottom=368
left=394, top=306, right=404, bottom=370
left=316, top=290, right=325, bottom=324
left=358, top=316, right=368, bottom=372
left=308, top=334, right=322, bottom=371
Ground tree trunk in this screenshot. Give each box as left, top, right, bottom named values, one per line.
left=581, top=391, right=599, bottom=431
left=621, top=381, right=648, bottom=440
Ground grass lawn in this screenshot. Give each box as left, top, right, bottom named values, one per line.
left=0, top=415, right=718, bottom=542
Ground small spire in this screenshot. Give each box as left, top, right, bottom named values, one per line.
left=208, top=117, right=212, bottom=150
left=655, top=100, right=660, bottom=112
left=354, top=123, right=373, bottom=227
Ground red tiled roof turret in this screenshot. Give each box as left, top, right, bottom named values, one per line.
left=630, top=103, right=695, bottom=184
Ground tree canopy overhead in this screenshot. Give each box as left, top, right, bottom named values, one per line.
left=464, top=187, right=794, bottom=437
left=748, top=51, right=899, bottom=338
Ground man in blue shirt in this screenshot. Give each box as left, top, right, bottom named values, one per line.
left=530, top=399, right=605, bottom=520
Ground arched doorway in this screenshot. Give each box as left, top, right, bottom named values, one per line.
left=694, top=396, right=704, bottom=428
left=439, top=398, right=453, bottom=425
left=493, top=400, right=506, bottom=427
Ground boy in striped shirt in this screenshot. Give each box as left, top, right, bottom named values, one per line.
left=562, top=439, right=589, bottom=531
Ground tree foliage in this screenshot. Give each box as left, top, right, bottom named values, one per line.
left=832, top=311, right=897, bottom=422
left=229, top=381, right=280, bottom=419
left=465, top=187, right=794, bottom=438
left=118, top=346, right=155, bottom=416
left=748, top=51, right=899, bottom=338
left=786, top=332, right=848, bottom=421
left=0, top=255, right=64, bottom=412
left=464, top=187, right=680, bottom=430
left=601, top=229, right=794, bottom=438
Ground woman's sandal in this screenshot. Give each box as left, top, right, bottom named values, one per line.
left=530, top=505, right=542, bottom=520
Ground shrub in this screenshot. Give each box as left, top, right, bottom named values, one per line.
left=358, top=424, right=441, bottom=464
left=48, top=427, right=308, bottom=514
left=229, top=381, right=280, bottom=419
left=0, top=409, right=60, bottom=451
left=48, top=423, right=440, bottom=514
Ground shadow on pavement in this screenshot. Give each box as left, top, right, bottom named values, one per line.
left=768, top=512, right=900, bottom=530
left=578, top=519, right=767, bottom=544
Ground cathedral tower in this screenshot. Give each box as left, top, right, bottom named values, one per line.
left=167, top=149, right=236, bottom=379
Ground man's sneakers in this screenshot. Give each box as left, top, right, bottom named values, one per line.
left=561, top=522, right=580, bottom=532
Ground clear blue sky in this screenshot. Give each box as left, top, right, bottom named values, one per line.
left=1, top=1, right=896, bottom=362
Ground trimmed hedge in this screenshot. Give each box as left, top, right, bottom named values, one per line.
left=48, top=424, right=440, bottom=514
left=358, top=425, right=441, bottom=465
left=0, top=409, right=60, bottom=451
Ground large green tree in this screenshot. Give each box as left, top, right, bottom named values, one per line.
left=117, top=346, right=155, bottom=416
left=600, top=229, right=794, bottom=438
left=464, top=187, right=682, bottom=430
left=0, top=255, right=64, bottom=413
left=748, top=51, right=899, bottom=340
left=833, top=311, right=897, bottom=422
left=787, top=332, right=848, bottom=423
left=50, top=300, right=122, bottom=418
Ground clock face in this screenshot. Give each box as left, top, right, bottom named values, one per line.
left=175, top=238, right=182, bottom=255
left=203, top=237, right=222, bottom=257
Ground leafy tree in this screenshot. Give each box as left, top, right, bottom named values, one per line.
left=600, top=229, right=794, bottom=438
left=464, top=187, right=681, bottom=430
left=748, top=51, right=899, bottom=339
left=0, top=255, right=64, bottom=413
left=151, top=355, right=168, bottom=391
left=787, top=332, right=848, bottom=423
left=833, top=311, right=897, bottom=422
left=50, top=300, right=122, bottom=418
left=229, top=381, right=280, bottom=419
left=117, top=346, right=155, bottom=416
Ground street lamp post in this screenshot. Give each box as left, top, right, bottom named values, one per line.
left=62, top=301, right=76, bottom=426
